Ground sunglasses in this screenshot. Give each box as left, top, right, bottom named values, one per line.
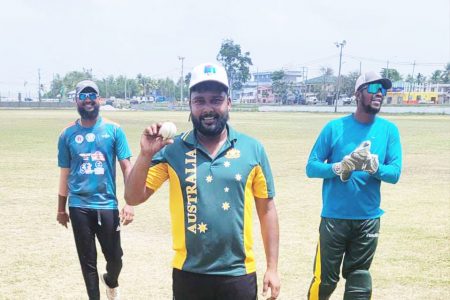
left=363, top=83, right=387, bottom=96
left=78, top=93, right=98, bottom=101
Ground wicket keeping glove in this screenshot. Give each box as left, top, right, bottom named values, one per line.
left=346, top=141, right=372, bottom=170
left=361, top=154, right=379, bottom=174
left=332, top=141, right=372, bottom=182
left=332, top=160, right=353, bottom=182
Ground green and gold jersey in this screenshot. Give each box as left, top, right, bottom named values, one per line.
left=146, top=125, right=275, bottom=276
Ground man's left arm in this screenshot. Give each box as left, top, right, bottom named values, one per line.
left=116, top=125, right=135, bottom=225
left=372, top=125, right=402, bottom=184
left=119, top=158, right=134, bottom=225
left=255, top=197, right=280, bottom=300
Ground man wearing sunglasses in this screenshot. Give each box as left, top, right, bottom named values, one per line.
left=306, top=71, right=402, bottom=299
left=57, top=80, right=134, bottom=300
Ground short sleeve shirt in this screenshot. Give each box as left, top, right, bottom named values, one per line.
left=58, top=117, right=131, bottom=209
left=146, top=125, right=275, bottom=276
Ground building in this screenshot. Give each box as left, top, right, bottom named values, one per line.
left=387, top=82, right=450, bottom=104
left=235, top=70, right=303, bottom=103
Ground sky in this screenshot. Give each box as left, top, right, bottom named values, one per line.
left=1, top=0, right=449, bottom=98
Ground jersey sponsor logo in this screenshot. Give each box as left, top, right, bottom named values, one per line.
left=85, top=133, right=96, bottom=142
left=80, top=162, right=93, bottom=174
left=366, top=233, right=379, bottom=238
left=91, top=151, right=105, bottom=161
left=101, top=133, right=111, bottom=139
left=75, top=135, right=84, bottom=144
left=185, top=149, right=198, bottom=234
left=79, top=153, right=91, bottom=161
left=225, top=148, right=240, bottom=159
left=94, top=161, right=105, bottom=175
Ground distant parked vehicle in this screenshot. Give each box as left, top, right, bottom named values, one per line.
left=305, top=96, right=318, bottom=105
left=342, top=97, right=352, bottom=105
left=155, top=96, right=166, bottom=102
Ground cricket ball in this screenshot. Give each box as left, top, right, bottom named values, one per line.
left=159, top=122, right=177, bottom=140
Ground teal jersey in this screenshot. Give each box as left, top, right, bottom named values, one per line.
left=146, top=125, right=275, bottom=276
left=58, top=117, right=132, bottom=209
left=306, top=114, right=402, bottom=219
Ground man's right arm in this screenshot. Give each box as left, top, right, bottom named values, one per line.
left=124, top=123, right=173, bottom=205
left=305, top=125, right=337, bottom=179
left=57, top=168, right=70, bottom=228
left=124, top=152, right=155, bottom=205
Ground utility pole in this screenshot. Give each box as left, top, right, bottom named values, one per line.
left=359, top=61, right=362, bottom=75
left=38, top=68, right=41, bottom=103
left=255, top=67, right=259, bottom=103
left=124, top=77, right=127, bottom=100
left=178, top=56, right=185, bottom=103
left=334, top=40, right=346, bottom=113
left=408, top=60, right=416, bottom=102
left=386, top=60, right=389, bottom=79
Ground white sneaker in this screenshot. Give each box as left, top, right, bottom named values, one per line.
left=100, top=273, right=120, bottom=300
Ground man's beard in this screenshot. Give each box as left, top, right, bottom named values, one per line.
left=362, top=101, right=381, bottom=114
left=77, top=105, right=100, bottom=120
left=191, top=111, right=229, bottom=137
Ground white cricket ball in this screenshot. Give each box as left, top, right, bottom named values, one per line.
left=159, top=122, right=177, bottom=140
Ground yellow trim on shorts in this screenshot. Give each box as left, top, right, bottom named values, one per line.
left=309, top=240, right=322, bottom=300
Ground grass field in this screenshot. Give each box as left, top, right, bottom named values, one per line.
left=0, top=109, right=449, bottom=299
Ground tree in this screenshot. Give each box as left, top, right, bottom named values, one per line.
left=380, top=68, right=402, bottom=82
left=416, top=73, right=426, bottom=85
left=44, top=74, right=63, bottom=99
left=97, top=75, right=115, bottom=98
left=340, top=71, right=360, bottom=97
left=156, top=78, right=177, bottom=101
left=62, top=70, right=93, bottom=94
left=441, top=63, right=450, bottom=83
left=216, top=39, right=253, bottom=93
left=319, top=67, right=334, bottom=101
left=184, top=72, right=191, bottom=87
left=405, top=74, right=414, bottom=83
left=271, top=70, right=292, bottom=104
left=429, top=70, right=442, bottom=84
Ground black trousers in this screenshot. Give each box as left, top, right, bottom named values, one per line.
left=308, top=217, right=380, bottom=300
left=70, top=207, right=123, bottom=300
left=173, top=269, right=258, bottom=300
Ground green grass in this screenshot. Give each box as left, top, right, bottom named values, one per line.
left=0, top=110, right=449, bottom=299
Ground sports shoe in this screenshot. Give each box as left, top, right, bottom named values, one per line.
left=100, top=273, right=120, bottom=300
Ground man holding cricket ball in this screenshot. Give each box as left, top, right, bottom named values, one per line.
left=305, top=71, right=402, bottom=300
left=125, top=62, right=280, bottom=300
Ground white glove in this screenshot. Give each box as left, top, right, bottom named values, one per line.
left=332, top=158, right=354, bottom=182
left=347, top=141, right=372, bottom=170
left=333, top=141, right=372, bottom=182
left=362, top=154, right=379, bottom=174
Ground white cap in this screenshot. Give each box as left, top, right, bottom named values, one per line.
left=189, top=63, right=229, bottom=91
left=76, top=80, right=99, bottom=95
left=355, top=71, right=392, bottom=92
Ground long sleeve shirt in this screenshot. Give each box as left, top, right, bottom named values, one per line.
left=306, top=114, right=402, bottom=219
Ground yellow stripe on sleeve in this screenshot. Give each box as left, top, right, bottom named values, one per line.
left=243, top=167, right=257, bottom=273
left=252, top=165, right=269, bottom=199
left=167, top=165, right=187, bottom=270
left=146, top=163, right=169, bottom=191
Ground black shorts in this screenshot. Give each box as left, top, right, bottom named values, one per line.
left=173, top=269, right=257, bottom=300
